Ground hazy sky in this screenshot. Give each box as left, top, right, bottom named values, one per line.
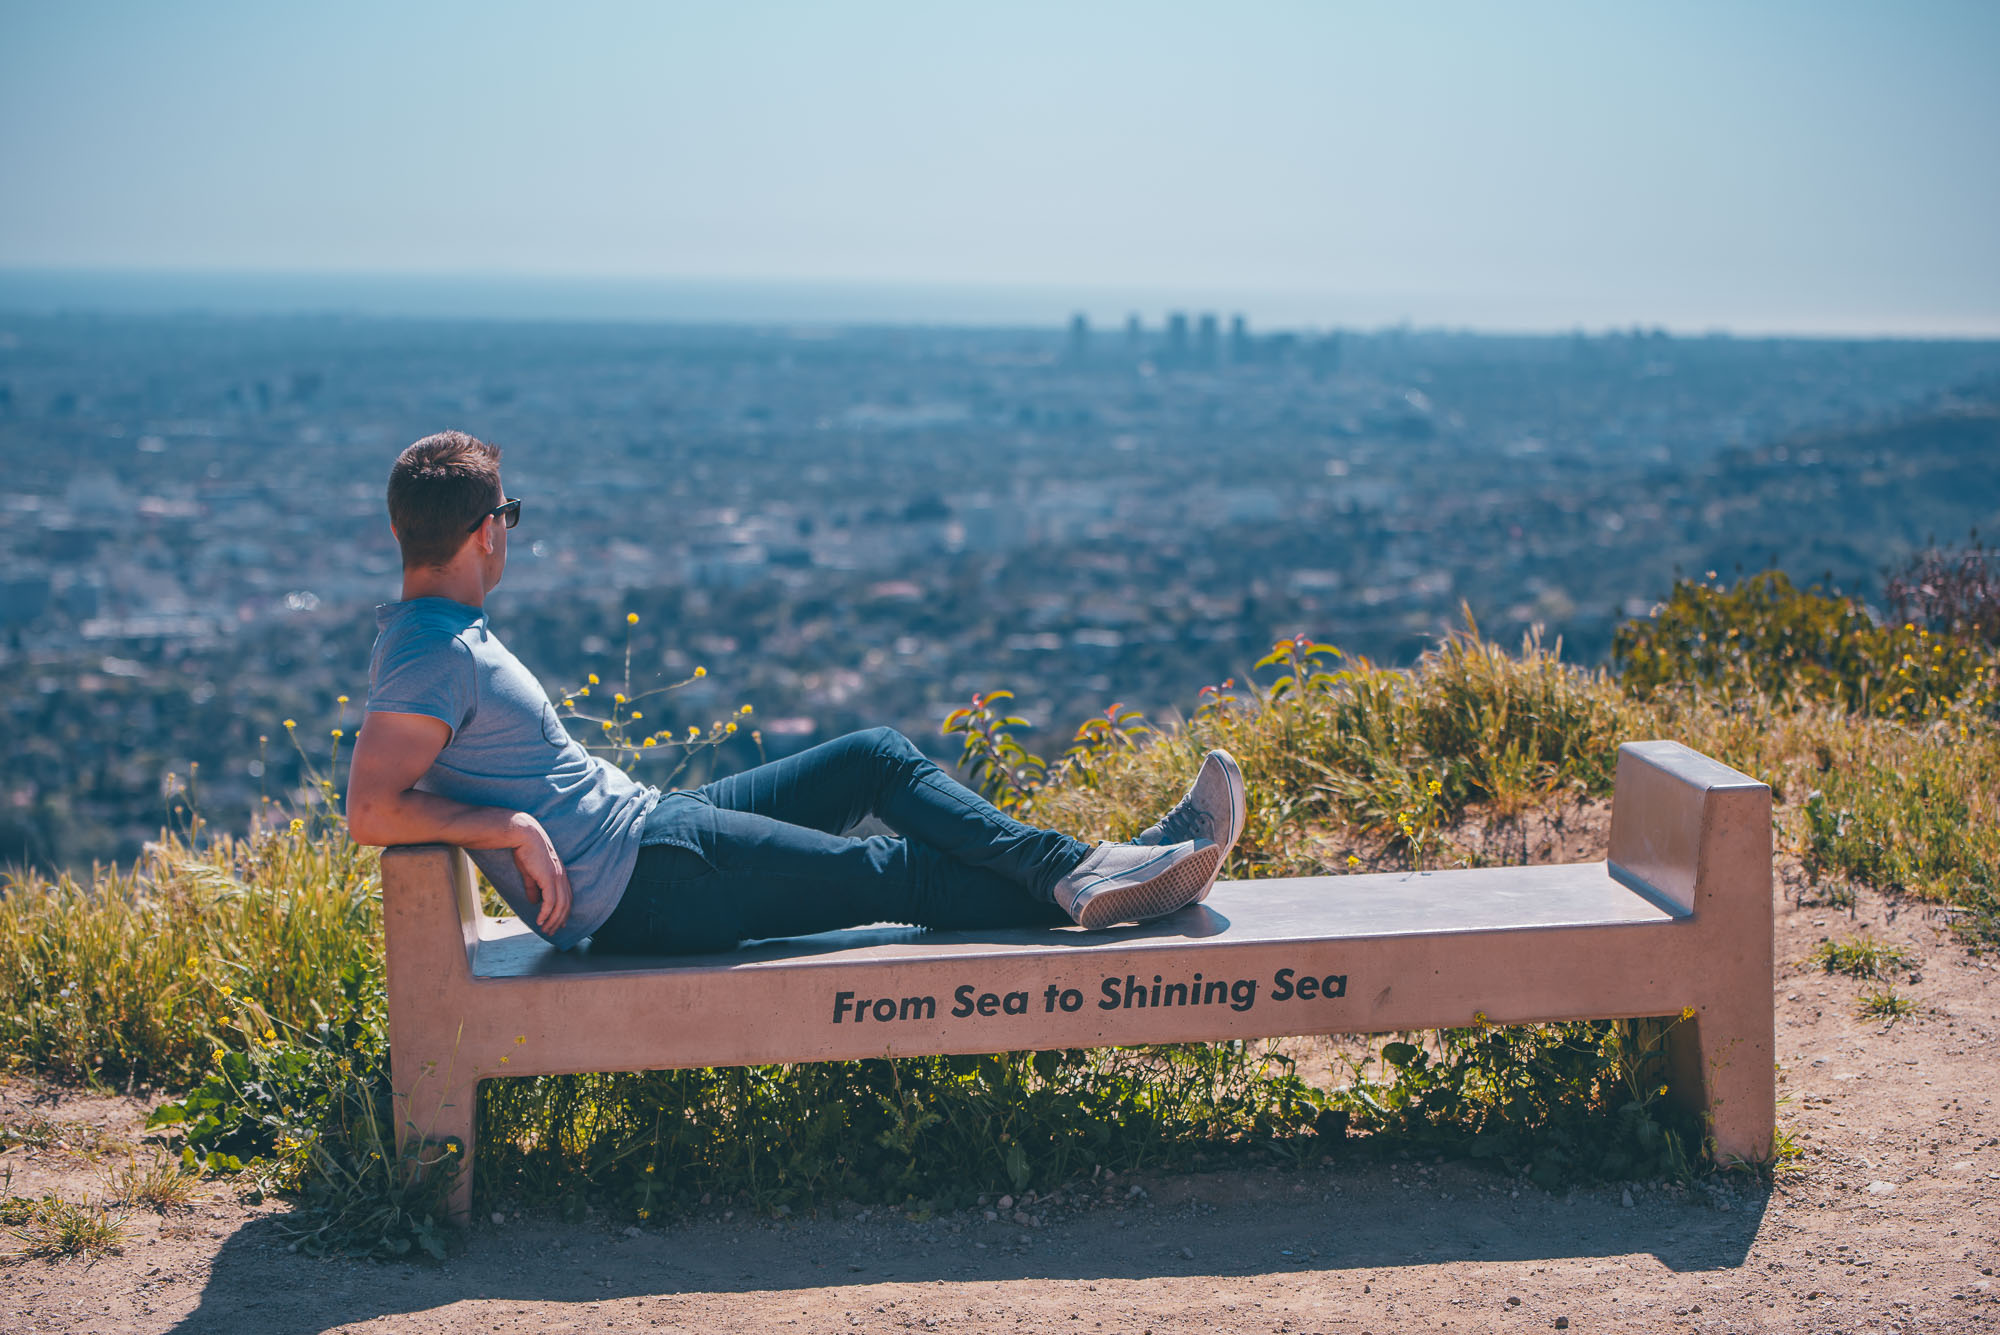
left=3, top=1, right=1997, bottom=333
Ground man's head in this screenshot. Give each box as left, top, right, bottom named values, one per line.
left=387, top=431, right=507, bottom=574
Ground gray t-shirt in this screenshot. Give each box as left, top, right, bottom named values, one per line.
left=362, top=597, right=658, bottom=951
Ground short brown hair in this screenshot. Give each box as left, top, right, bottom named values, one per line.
left=387, top=431, right=503, bottom=569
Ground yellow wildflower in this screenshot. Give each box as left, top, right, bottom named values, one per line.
left=601, top=721, right=613, bottom=732
left=642, top=737, right=656, bottom=747
left=337, top=695, right=349, bottom=704
left=588, top=673, right=599, bottom=685
left=1680, top=1005, right=1696, bottom=1020
left=1346, top=855, right=1360, bottom=868
left=739, top=704, right=753, bottom=714
left=262, top=1028, right=277, bottom=1042
left=694, top=665, right=706, bottom=678
left=331, top=728, right=344, bottom=739
left=630, top=711, right=642, bottom=720
left=627, top=612, right=640, bottom=625
left=615, top=693, right=627, bottom=704
left=515, top=1035, right=526, bottom=1044
left=218, top=984, right=233, bottom=996
left=283, top=719, right=296, bottom=729
left=687, top=726, right=700, bottom=740
left=725, top=722, right=737, bottom=734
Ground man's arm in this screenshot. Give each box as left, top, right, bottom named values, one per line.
left=345, top=710, right=574, bottom=934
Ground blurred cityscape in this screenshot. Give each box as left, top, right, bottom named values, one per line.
left=4, top=310, right=1999, bottom=873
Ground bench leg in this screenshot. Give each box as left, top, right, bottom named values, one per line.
left=392, top=1049, right=478, bottom=1225
left=1665, top=1009, right=1775, bottom=1168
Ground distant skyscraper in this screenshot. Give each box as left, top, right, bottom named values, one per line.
left=1196, top=313, right=1219, bottom=367
left=1229, top=314, right=1251, bottom=364
left=1125, top=314, right=1142, bottom=349
left=1166, top=312, right=1189, bottom=363
left=1067, top=312, right=1089, bottom=363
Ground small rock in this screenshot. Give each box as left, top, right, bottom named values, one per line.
left=983, top=1210, right=998, bottom=1222
left=622, top=1226, right=642, bottom=1238
left=998, top=1195, right=1014, bottom=1210
left=1506, top=1297, right=1521, bottom=1306
left=1181, top=1246, right=1195, bottom=1260
left=1554, top=1319, right=1569, bottom=1330
left=491, top=1212, right=506, bottom=1225
left=1866, top=1180, right=1898, bottom=1195
left=1621, top=1188, right=1634, bottom=1208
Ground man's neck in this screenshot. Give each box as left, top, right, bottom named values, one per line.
left=399, top=566, right=488, bottom=608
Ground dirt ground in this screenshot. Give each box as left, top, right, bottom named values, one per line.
left=5, top=852, right=1999, bottom=1334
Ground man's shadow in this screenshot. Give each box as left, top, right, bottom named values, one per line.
left=168, top=1174, right=1769, bottom=1334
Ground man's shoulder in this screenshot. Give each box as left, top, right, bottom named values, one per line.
left=376, top=601, right=485, bottom=648
left=372, top=608, right=484, bottom=678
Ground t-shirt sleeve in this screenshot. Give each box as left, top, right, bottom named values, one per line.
left=364, top=630, right=477, bottom=738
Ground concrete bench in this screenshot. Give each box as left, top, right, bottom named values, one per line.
left=381, top=739, right=1774, bottom=1221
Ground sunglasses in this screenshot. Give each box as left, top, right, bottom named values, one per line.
left=468, top=497, right=522, bottom=534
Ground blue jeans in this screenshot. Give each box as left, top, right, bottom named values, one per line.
left=590, top=727, right=1090, bottom=954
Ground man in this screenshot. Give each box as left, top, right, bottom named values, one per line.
left=346, top=431, right=1245, bottom=955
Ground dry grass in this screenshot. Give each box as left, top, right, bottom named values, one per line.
left=0, top=1194, right=129, bottom=1262
left=0, top=815, right=383, bottom=1089
left=110, top=1150, right=202, bottom=1210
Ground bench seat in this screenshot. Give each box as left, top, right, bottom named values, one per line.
left=383, top=740, right=1775, bottom=1220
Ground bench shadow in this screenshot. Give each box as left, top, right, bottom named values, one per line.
left=168, top=1176, right=1767, bottom=1334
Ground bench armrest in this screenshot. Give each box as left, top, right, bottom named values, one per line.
left=1608, top=740, right=1769, bottom=918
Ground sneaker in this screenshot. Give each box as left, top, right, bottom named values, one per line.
left=1133, top=749, right=1245, bottom=897
left=1051, top=839, right=1222, bottom=930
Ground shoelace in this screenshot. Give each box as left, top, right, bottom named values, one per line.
left=1153, top=803, right=1216, bottom=844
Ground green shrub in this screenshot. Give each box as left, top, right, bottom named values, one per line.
left=1794, top=753, right=2000, bottom=934
left=1338, top=1018, right=1699, bottom=1186
left=1031, top=621, right=1637, bottom=874
left=477, top=1043, right=1324, bottom=1220
left=1808, top=934, right=1913, bottom=979
left=1614, top=572, right=1998, bottom=723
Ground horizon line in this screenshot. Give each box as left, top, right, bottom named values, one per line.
left=2, top=265, right=1998, bottom=343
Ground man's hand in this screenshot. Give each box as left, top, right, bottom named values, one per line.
left=506, top=811, right=573, bottom=934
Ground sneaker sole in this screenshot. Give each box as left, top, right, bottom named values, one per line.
left=1193, top=750, right=1247, bottom=905
left=1076, top=842, right=1224, bottom=929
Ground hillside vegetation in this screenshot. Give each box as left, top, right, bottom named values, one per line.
left=2, top=565, right=1995, bottom=1258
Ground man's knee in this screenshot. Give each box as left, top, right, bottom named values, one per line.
left=857, top=725, right=921, bottom=761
